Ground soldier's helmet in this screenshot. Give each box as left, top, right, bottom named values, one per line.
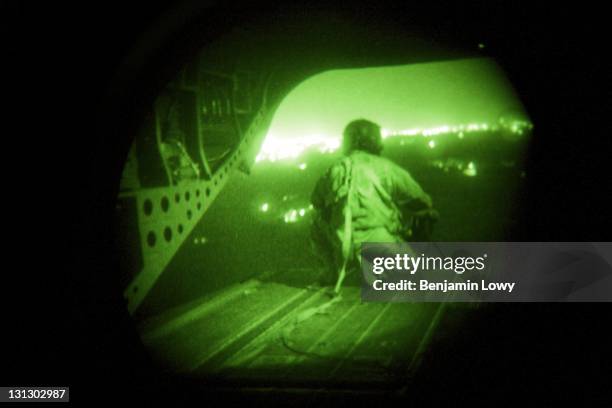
left=342, top=119, right=383, bottom=155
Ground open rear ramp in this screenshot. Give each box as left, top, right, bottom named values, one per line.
left=138, top=278, right=444, bottom=391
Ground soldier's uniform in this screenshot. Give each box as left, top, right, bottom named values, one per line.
left=310, top=150, right=433, bottom=285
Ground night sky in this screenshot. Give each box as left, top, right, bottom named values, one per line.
left=266, top=57, right=528, bottom=141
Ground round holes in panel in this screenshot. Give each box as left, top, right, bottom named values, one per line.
left=161, top=196, right=169, bottom=212
left=146, top=231, right=156, bottom=247
left=143, top=199, right=153, bottom=216
left=164, top=226, right=172, bottom=242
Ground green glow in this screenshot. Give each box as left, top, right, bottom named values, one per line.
left=463, top=161, right=477, bottom=177
left=258, top=58, right=529, bottom=163
left=126, top=43, right=533, bottom=384
left=256, top=134, right=339, bottom=162
left=284, top=209, right=298, bottom=223
left=430, top=159, right=483, bottom=177
left=283, top=207, right=310, bottom=223
left=255, top=120, right=532, bottom=162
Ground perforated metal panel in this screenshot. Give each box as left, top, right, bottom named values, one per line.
left=120, top=108, right=271, bottom=313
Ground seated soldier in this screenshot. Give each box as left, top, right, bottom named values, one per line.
left=310, top=119, right=437, bottom=294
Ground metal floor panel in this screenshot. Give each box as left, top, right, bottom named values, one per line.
left=139, top=280, right=443, bottom=388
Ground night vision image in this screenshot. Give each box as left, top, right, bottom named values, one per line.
left=115, top=27, right=531, bottom=391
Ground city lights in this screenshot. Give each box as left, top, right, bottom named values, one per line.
left=254, top=120, right=531, bottom=164
left=283, top=207, right=311, bottom=223
left=463, top=161, right=477, bottom=177
left=255, top=134, right=340, bottom=163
